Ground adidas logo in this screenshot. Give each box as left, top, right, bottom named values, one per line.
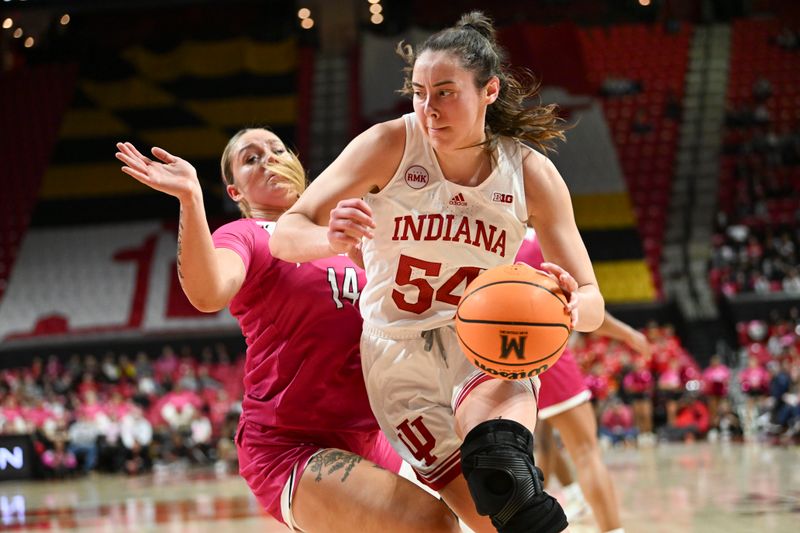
left=448, top=193, right=467, bottom=206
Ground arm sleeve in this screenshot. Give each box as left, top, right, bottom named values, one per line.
left=212, top=220, right=255, bottom=274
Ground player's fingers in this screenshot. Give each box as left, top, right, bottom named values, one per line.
left=330, top=210, right=375, bottom=238
left=151, top=146, right=177, bottom=164
left=125, top=142, right=152, bottom=163
left=335, top=199, right=376, bottom=227
left=115, top=151, right=150, bottom=174
left=116, top=142, right=145, bottom=164
left=120, top=166, right=154, bottom=185
left=331, top=219, right=374, bottom=240
left=332, top=205, right=375, bottom=224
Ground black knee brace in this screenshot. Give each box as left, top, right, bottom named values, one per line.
left=460, top=419, right=568, bottom=533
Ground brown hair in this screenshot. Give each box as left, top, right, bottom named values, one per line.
left=397, top=11, right=566, bottom=154
left=220, top=128, right=307, bottom=218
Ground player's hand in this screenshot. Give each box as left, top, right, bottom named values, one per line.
left=626, top=328, right=652, bottom=358
left=538, top=261, right=580, bottom=329
left=115, top=142, right=201, bottom=203
left=328, top=198, right=375, bottom=254
left=346, top=241, right=365, bottom=269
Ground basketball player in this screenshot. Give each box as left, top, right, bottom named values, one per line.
left=271, top=12, right=604, bottom=533
left=517, top=229, right=652, bottom=533
left=115, top=131, right=459, bottom=533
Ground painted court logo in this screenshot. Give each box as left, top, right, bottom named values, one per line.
left=404, top=165, right=429, bottom=189
left=448, top=193, right=467, bottom=206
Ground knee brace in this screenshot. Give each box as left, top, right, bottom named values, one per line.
left=460, top=419, right=568, bottom=533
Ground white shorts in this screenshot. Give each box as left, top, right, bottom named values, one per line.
left=360, top=324, right=539, bottom=491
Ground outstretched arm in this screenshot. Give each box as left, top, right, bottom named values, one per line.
left=115, top=142, right=245, bottom=312
left=594, top=312, right=652, bottom=357
left=270, top=119, right=405, bottom=262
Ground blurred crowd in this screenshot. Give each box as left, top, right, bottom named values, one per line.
left=3, top=314, right=799, bottom=483
left=575, top=317, right=800, bottom=447
left=712, top=68, right=800, bottom=296
left=0, top=344, right=244, bottom=479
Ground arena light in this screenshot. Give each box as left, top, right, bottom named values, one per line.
left=368, top=0, right=380, bottom=4
left=370, top=13, right=383, bottom=25
left=639, top=0, right=651, bottom=5
left=12, top=27, right=22, bottom=38
left=60, top=14, right=70, bottom=25
left=2, top=17, right=12, bottom=29
left=297, top=7, right=310, bottom=19
left=301, top=17, right=314, bottom=30
left=24, top=36, right=33, bottom=48
left=369, top=3, right=382, bottom=15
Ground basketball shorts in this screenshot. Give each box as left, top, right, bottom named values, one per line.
left=236, top=418, right=401, bottom=529
left=360, top=324, right=540, bottom=491
left=537, top=350, right=592, bottom=420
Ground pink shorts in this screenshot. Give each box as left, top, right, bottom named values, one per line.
left=236, top=419, right=402, bottom=526
left=537, top=350, right=591, bottom=420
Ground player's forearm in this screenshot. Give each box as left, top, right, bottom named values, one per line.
left=574, top=284, right=604, bottom=332
left=175, top=193, right=227, bottom=311
left=270, top=212, right=337, bottom=262
left=595, top=312, right=635, bottom=343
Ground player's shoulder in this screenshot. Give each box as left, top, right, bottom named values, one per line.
left=360, top=117, right=407, bottom=149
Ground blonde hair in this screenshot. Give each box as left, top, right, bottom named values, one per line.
left=220, top=128, right=307, bottom=218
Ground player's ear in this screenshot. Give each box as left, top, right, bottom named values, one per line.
left=485, top=76, right=500, bottom=105
left=226, top=184, right=242, bottom=202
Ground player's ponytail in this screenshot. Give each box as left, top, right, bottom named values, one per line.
left=397, top=11, right=566, bottom=154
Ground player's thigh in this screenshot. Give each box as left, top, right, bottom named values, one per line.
left=454, top=378, right=538, bottom=438
left=292, top=448, right=459, bottom=533
left=549, top=401, right=598, bottom=458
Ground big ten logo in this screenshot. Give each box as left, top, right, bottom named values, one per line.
left=404, top=165, right=430, bottom=189
left=0, top=495, right=25, bottom=526
left=396, top=416, right=437, bottom=466
left=491, top=192, right=513, bottom=204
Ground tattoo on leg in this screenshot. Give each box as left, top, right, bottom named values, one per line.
left=307, top=450, right=362, bottom=483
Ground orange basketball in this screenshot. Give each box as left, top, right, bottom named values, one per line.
left=455, top=263, right=572, bottom=381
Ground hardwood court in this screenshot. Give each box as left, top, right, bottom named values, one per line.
left=0, top=442, right=797, bottom=532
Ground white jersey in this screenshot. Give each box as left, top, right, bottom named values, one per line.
left=360, top=113, right=528, bottom=332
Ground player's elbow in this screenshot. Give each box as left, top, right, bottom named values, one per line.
left=267, top=232, right=290, bottom=261
left=183, top=287, right=229, bottom=314
left=191, top=299, right=226, bottom=314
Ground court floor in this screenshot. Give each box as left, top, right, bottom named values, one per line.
left=0, top=441, right=797, bottom=532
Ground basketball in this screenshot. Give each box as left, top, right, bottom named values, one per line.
left=455, top=263, right=572, bottom=380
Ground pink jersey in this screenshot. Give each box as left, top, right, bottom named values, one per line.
left=212, top=219, right=377, bottom=432
left=740, top=365, right=770, bottom=394
left=623, top=369, right=654, bottom=394
left=657, top=369, right=682, bottom=390
left=702, top=364, right=730, bottom=396
left=601, top=405, right=634, bottom=430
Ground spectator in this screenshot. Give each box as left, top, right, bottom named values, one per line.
left=659, top=393, right=710, bottom=442
left=599, top=397, right=637, bottom=447
left=40, top=432, right=77, bottom=479
left=703, top=355, right=731, bottom=428
left=67, top=411, right=101, bottom=473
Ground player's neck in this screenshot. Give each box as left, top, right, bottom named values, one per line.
left=438, top=146, right=492, bottom=187
left=249, top=206, right=287, bottom=222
